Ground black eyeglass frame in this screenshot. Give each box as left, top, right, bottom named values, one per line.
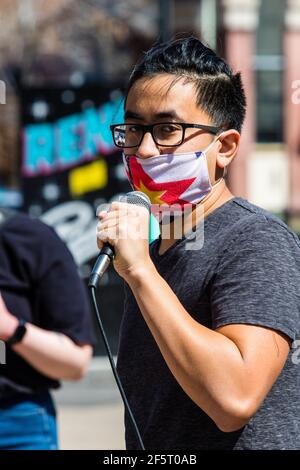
left=110, top=122, right=222, bottom=148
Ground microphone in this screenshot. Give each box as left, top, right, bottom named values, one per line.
left=88, top=191, right=151, bottom=288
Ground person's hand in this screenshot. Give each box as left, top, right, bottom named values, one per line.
left=0, top=293, right=18, bottom=342
left=97, top=201, right=154, bottom=282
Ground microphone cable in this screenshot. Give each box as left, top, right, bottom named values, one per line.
left=89, top=284, right=145, bottom=450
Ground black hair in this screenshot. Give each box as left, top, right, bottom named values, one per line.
left=125, top=36, right=246, bottom=133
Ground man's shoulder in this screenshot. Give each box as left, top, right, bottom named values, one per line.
left=218, top=197, right=300, bottom=253
left=229, top=198, right=297, bottom=236
left=230, top=197, right=285, bottom=224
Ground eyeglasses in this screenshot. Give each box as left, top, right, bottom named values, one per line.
left=110, top=122, right=221, bottom=148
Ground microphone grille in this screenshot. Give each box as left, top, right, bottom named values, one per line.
left=120, top=191, right=151, bottom=212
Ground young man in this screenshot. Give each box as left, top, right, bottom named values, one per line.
left=98, top=37, right=300, bottom=450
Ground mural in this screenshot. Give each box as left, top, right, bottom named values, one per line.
left=22, top=95, right=123, bottom=177
left=21, top=85, right=130, bottom=259
left=20, top=85, right=131, bottom=354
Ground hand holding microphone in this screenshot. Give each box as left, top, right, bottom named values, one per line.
left=88, top=191, right=152, bottom=450
left=89, top=191, right=154, bottom=287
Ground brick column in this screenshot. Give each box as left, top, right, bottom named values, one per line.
left=284, top=0, right=300, bottom=212
left=222, top=0, right=261, bottom=198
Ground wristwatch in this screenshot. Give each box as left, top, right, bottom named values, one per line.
left=6, top=319, right=27, bottom=346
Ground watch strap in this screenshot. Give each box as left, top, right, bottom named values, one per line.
left=6, top=319, right=27, bottom=347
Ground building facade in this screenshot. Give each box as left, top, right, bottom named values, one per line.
left=220, top=0, right=300, bottom=232
left=0, top=0, right=299, bottom=231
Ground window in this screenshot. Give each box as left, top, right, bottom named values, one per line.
left=255, top=0, right=285, bottom=142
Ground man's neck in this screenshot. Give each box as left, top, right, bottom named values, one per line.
left=158, top=179, right=234, bottom=255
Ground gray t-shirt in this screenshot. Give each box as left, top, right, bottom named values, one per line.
left=117, top=197, right=300, bottom=450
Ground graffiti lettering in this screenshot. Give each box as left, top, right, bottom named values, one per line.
left=23, top=97, right=124, bottom=177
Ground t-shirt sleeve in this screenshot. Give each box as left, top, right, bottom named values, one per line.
left=210, top=216, right=300, bottom=341
left=32, top=220, right=96, bottom=345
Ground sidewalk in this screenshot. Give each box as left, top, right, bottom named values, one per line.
left=53, top=357, right=126, bottom=450
left=56, top=403, right=125, bottom=450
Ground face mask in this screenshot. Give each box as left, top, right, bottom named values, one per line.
left=122, top=138, right=224, bottom=217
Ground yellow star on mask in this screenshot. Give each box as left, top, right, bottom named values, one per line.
left=137, top=181, right=166, bottom=205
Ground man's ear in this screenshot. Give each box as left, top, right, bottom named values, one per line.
left=216, top=129, right=240, bottom=171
